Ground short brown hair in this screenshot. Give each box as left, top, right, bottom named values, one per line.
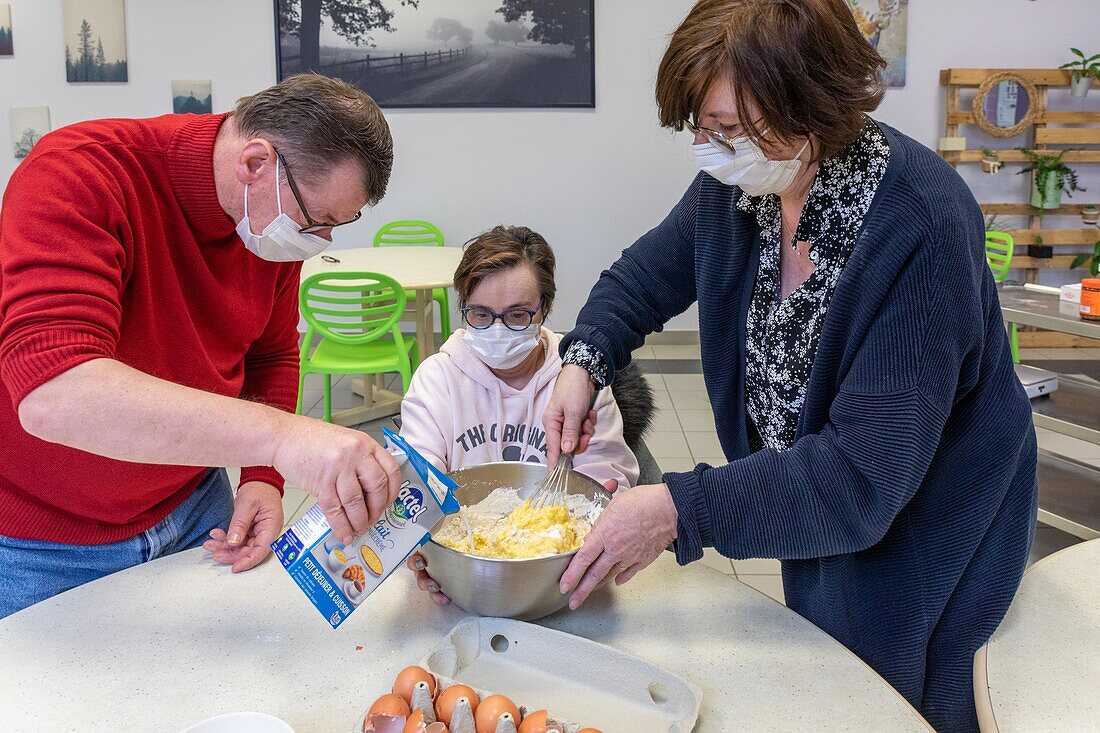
left=656, top=0, right=886, bottom=160
left=233, top=73, right=393, bottom=205
left=455, top=226, right=556, bottom=315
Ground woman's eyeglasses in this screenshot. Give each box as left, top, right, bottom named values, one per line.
left=685, top=119, right=743, bottom=155
left=461, top=300, right=544, bottom=331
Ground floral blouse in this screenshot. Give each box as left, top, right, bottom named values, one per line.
left=742, top=118, right=890, bottom=452
left=564, top=118, right=891, bottom=454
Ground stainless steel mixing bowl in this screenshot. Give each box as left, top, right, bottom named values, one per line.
left=420, top=462, right=611, bottom=621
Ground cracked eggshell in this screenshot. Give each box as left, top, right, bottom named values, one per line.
left=363, top=714, right=407, bottom=733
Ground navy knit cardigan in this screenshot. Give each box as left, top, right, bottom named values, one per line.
left=563, top=122, right=1038, bottom=732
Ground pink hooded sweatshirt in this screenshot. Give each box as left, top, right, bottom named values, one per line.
left=400, top=327, right=640, bottom=490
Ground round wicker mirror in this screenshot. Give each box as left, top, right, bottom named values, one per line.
left=972, top=72, right=1038, bottom=138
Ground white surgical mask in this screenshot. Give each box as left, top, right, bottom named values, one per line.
left=236, top=157, right=331, bottom=262
left=692, top=134, right=810, bottom=196
left=463, top=323, right=540, bottom=370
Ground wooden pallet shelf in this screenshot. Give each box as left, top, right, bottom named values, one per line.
left=981, top=203, right=1092, bottom=216
left=941, top=68, right=1099, bottom=283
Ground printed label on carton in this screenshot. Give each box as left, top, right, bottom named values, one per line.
left=271, top=429, right=459, bottom=628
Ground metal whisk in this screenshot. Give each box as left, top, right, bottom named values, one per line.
left=529, top=392, right=598, bottom=509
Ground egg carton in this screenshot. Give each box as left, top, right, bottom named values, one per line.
left=359, top=617, right=702, bottom=733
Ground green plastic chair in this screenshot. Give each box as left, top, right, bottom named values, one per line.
left=986, top=231, right=1020, bottom=363
left=373, top=220, right=452, bottom=338
left=296, top=271, right=418, bottom=423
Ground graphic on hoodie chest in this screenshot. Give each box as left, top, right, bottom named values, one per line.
left=455, top=422, right=548, bottom=460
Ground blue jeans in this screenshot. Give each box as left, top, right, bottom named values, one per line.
left=0, top=468, right=233, bottom=619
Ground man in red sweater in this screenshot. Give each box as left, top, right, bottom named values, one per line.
left=0, top=74, right=403, bottom=618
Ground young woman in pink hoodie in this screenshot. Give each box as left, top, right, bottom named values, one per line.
left=402, top=226, right=641, bottom=604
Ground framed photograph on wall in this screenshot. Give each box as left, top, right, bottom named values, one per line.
left=274, top=0, right=595, bottom=108
left=847, top=0, right=908, bottom=88
left=10, top=107, right=50, bottom=159
left=0, top=4, right=13, bottom=57
left=62, top=0, right=128, bottom=83
left=172, top=80, right=213, bottom=114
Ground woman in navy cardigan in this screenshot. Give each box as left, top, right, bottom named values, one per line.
left=546, top=1, right=1038, bottom=731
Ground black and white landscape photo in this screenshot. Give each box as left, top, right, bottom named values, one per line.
left=63, top=0, right=128, bottom=83
left=10, top=107, right=50, bottom=160
left=276, top=0, right=594, bottom=108
left=172, top=80, right=213, bottom=114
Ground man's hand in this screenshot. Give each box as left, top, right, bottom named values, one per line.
left=203, top=481, right=283, bottom=573
left=544, top=364, right=598, bottom=466
left=270, top=416, right=402, bottom=545
left=559, top=483, right=678, bottom=610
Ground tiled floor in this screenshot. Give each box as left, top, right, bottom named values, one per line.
left=264, top=341, right=1099, bottom=607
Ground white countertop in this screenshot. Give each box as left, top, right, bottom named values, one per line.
left=977, top=539, right=1100, bottom=732
left=0, top=549, right=931, bottom=732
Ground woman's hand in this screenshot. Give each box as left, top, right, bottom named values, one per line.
left=559, top=483, right=678, bottom=610
left=544, top=364, right=598, bottom=464
left=406, top=552, right=451, bottom=606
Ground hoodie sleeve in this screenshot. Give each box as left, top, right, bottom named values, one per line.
left=399, top=357, right=453, bottom=474
left=571, top=386, right=640, bottom=491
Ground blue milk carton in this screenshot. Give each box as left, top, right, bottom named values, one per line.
left=271, top=429, right=459, bottom=628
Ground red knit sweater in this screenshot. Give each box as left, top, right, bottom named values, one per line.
left=0, top=113, right=300, bottom=544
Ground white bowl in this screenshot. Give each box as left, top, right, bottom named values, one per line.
left=179, top=712, right=295, bottom=733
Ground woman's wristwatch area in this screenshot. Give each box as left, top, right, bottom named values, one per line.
left=562, top=340, right=610, bottom=391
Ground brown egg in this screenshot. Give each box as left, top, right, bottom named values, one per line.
left=474, top=695, right=520, bottom=733
left=369, top=693, right=412, bottom=718
left=435, top=684, right=480, bottom=725
left=404, top=710, right=426, bottom=733
left=394, top=665, right=438, bottom=704
left=575, top=729, right=603, bottom=733
left=517, top=710, right=548, bottom=733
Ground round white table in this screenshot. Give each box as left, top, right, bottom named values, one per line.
left=974, top=539, right=1100, bottom=732
left=300, top=246, right=464, bottom=425
left=0, top=550, right=931, bottom=732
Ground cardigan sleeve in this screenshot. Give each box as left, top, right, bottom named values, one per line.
left=560, top=175, right=702, bottom=383
left=666, top=216, right=984, bottom=563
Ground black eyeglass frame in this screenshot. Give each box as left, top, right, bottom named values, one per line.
left=460, top=299, right=546, bottom=332
left=275, top=150, right=362, bottom=234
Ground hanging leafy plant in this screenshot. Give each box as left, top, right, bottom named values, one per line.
left=1017, top=148, right=1085, bottom=198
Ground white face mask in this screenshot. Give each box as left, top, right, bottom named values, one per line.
left=463, top=323, right=540, bottom=370
left=236, top=156, right=331, bottom=262
left=692, top=134, right=810, bottom=196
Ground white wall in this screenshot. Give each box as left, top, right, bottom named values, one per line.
left=2, top=0, right=1099, bottom=328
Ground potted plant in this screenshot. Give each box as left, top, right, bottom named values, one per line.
left=1082, top=204, right=1100, bottom=226
left=1060, top=48, right=1100, bottom=98
left=1070, top=239, right=1100, bottom=277
left=980, top=147, right=1003, bottom=175
left=1018, top=148, right=1085, bottom=210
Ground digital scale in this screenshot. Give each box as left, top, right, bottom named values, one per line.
left=1015, top=363, right=1059, bottom=399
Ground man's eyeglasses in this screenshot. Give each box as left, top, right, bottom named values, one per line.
left=275, top=151, right=362, bottom=234
left=461, top=300, right=544, bottom=331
